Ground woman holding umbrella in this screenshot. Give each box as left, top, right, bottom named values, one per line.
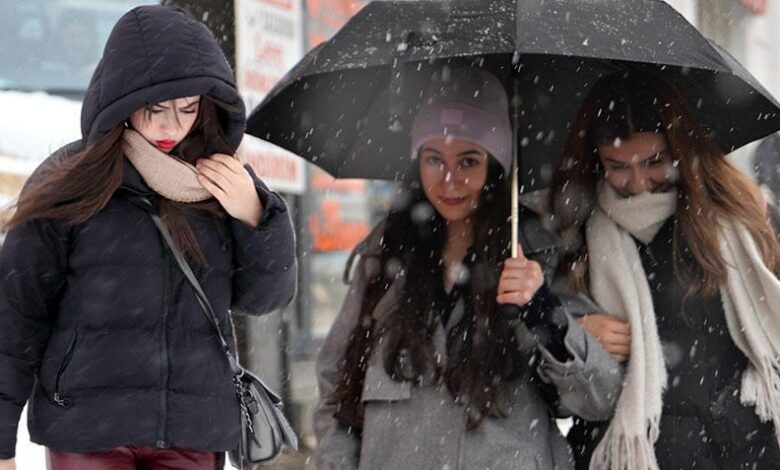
left=549, top=71, right=780, bottom=469
left=313, top=66, right=622, bottom=469
left=0, top=5, right=296, bottom=470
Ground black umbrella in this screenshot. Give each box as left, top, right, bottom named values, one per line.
left=247, top=0, right=780, bottom=279
left=247, top=0, right=780, bottom=188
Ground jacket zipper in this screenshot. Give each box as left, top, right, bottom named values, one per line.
left=156, top=250, right=173, bottom=448
left=124, top=190, right=171, bottom=446
left=53, top=331, right=78, bottom=407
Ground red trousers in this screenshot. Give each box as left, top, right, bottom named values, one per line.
left=47, top=446, right=218, bottom=470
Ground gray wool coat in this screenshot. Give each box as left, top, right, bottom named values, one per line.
left=313, top=201, right=623, bottom=470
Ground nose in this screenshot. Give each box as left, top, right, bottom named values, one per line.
left=442, top=166, right=467, bottom=187
left=159, top=111, right=180, bottom=134
left=626, top=166, right=650, bottom=196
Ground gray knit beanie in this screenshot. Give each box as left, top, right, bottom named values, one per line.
left=411, top=67, right=512, bottom=174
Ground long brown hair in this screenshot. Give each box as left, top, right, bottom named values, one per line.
left=6, top=96, right=235, bottom=264
left=549, top=72, right=780, bottom=297
left=330, top=158, right=523, bottom=431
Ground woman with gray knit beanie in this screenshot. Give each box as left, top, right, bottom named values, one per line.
left=313, top=66, right=622, bottom=469
left=0, top=5, right=295, bottom=470
left=550, top=71, right=780, bottom=469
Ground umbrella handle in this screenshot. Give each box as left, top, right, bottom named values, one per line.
left=500, top=145, right=522, bottom=321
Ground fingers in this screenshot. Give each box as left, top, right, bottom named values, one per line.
left=602, top=332, right=631, bottom=348
left=204, top=153, right=243, bottom=174
left=607, top=319, right=631, bottom=336
left=197, top=155, right=249, bottom=192
left=499, top=268, right=539, bottom=285
left=596, top=332, right=631, bottom=360
left=499, top=261, right=542, bottom=290
left=502, top=257, right=537, bottom=272
left=197, top=164, right=232, bottom=192
left=515, top=242, right=527, bottom=262
left=577, top=313, right=632, bottom=361
left=580, top=313, right=630, bottom=338
left=496, top=291, right=535, bottom=306
left=196, top=155, right=243, bottom=183
left=497, top=259, right=543, bottom=307
left=197, top=173, right=227, bottom=200
left=585, top=326, right=631, bottom=346
left=581, top=313, right=630, bottom=334
left=602, top=345, right=631, bottom=362
left=497, top=277, right=539, bottom=295
left=589, top=327, right=630, bottom=358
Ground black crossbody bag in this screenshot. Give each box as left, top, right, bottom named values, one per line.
left=135, top=196, right=298, bottom=467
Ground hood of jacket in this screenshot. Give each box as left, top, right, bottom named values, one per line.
left=80, top=5, right=245, bottom=150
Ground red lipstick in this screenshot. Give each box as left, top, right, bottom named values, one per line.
left=440, top=196, right=468, bottom=206
left=156, top=140, right=176, bottom=151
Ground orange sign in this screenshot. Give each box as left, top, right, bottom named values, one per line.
left=306, top=0, right=366, bottom=47
left=309, top=199, right=370, bottom=252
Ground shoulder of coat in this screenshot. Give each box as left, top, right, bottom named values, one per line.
left=519, top=188, right=550, bottom=216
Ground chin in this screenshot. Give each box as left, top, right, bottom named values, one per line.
left=439, top=209, right=475, bottom=223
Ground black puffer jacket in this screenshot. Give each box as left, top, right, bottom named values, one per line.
left=0, top=5, right=296, bottom=458
left=569, top=217, right=780, bottom=469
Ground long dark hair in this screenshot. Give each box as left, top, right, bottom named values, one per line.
left=549, top=72, right=780, bottom=297
left=7, top=96, right=236, bottom=264
left=330, top=157, right=522, bottom=431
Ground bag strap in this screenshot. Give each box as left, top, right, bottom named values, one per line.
left=130, top=194, right=243, bottom=376
left=127, top=194, right=298, bottom=463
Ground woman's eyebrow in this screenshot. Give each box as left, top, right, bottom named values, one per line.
left=605, top=150, right=668, bottom=165
left=420, top=147, right=442, bottom=155
left=457, top=149, right=484, bottom=157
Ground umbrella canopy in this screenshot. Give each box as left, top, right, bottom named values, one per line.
left=247, top=0, right=780, bottom=190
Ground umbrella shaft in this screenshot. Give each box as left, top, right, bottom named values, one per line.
left=511, top=79, right=519, bottom=258
left=511, top=158, right=518, bottom=257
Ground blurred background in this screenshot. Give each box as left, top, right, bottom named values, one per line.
left=1, top=0, right=778, bottom=467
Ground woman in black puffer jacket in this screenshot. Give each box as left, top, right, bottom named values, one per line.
left=0, top=5, right=296, bottom=470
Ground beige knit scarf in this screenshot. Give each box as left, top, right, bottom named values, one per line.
left=587, top=182, right=780, bottom=470
left=122, top=129, right=212, bottom=203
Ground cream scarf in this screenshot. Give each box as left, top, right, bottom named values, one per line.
left=587, top=182, right=780, bottom=470
left=122, top=129, right=212, bottom=202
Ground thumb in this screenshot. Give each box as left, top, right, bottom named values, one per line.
left=515, top=242, right=527, bottom=261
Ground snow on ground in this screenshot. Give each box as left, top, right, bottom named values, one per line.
left=15, top=407, right=45, bottom=470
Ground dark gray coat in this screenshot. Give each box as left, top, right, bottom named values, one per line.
left=313, top=207, right=623, bottom=470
